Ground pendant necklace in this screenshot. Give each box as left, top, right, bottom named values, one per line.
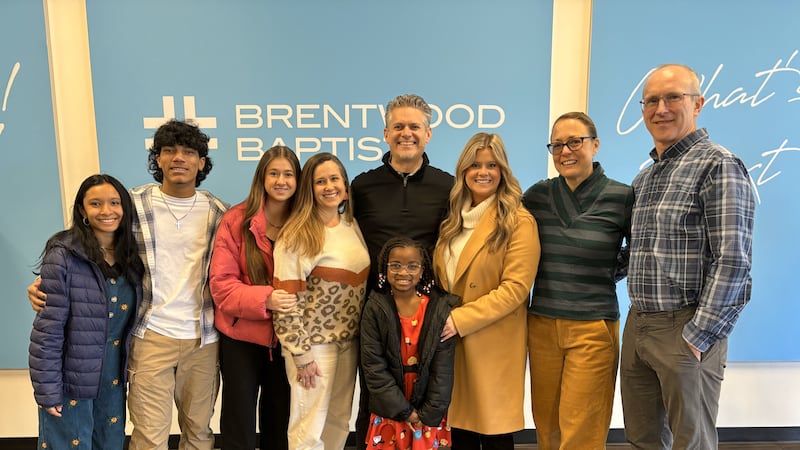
left=160, top=189, right=198, bottom=230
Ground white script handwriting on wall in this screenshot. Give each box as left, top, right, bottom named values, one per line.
left=615, top=51, right=800, bottom=204
left=748, top=139, right=800, bottom=204
left=616, top=50, right=800, bottom=135
left=0, top=62, right=21, bottom=137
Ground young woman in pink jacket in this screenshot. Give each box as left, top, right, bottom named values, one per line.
left=209, top=146, right=301, bottom=450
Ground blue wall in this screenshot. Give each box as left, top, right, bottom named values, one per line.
left=0, top=0, right=63, bottom=368
left=3, top=0, right=796, bottom=366
left=589, top=0, right=800, bottom=361
left=86, top=1, right=554, bottom=203
left=0, top=0, right=554, bottom=367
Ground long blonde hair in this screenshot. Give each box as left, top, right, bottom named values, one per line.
left=438, top=133, right=522, bottom=253
left=278, top=153, right=354, bottom=258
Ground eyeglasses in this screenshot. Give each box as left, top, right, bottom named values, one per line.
left=640, top=92, right=700, bottom=110
left=387, top=263, right=422, bottom=273
left=546, top=136, right=594, bottom=155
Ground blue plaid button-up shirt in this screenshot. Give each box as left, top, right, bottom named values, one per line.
left=628, top=128, right=755, bottom=352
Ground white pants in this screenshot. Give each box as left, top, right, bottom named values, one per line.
left=284, top=340, right=358, bottom=450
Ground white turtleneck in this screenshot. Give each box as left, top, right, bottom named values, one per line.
left=444, top=194, right=496, bottom=286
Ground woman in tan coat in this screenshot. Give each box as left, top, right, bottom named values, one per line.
left=434, top=132, right=540, bottom=450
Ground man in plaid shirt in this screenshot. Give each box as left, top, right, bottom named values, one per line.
left=621, top=64, right=755, bottom=450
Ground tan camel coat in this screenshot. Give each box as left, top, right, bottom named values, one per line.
left=433, top=203, right=539, bottom=435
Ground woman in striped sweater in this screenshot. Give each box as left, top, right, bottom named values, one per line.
left=523, top=111, right=633, bottom=450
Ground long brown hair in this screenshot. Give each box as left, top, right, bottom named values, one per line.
left=242, top=146, right=301, bottom=284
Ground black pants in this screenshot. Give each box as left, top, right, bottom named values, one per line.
left=218, top=333, right=290, bottom=450
left=451, top=428, right=515, bottom=450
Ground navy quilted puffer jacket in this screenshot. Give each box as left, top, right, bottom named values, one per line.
left=29, top=234, right=142, bottom=408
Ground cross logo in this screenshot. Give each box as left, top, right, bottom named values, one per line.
left=143, top=96, right=218, bottom=149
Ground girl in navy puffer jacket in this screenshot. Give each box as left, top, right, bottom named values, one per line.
left=29, top=174, right=143, bottom=450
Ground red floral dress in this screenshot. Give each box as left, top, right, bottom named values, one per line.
left=365, top=295, right=451, bottom=449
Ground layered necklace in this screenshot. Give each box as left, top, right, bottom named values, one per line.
left=160, top=189, right=198, bottom=231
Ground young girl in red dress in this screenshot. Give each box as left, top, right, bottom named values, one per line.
left=360, top=237, right=459, bottom=449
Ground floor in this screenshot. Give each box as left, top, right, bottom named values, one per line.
left=1, top=436, right=789, bottom=450
left=344, top=443, right=800, bottom=450
left=514, top=445, right=800, bottom=450
left=211, top=443, right=800, bottom=450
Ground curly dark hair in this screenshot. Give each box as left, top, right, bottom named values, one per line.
left=375, top=236, right=435, bottom=295
left=147, top=119, right=213, bottom=186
